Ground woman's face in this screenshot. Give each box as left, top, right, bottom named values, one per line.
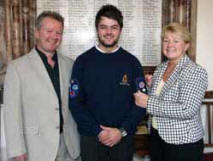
left=162, top=32, right=189, bottom=62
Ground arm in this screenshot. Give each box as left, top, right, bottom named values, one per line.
left=3, top=63, right=27, bottom=159
left=69, top=58, right=101, bottom=136
left=147, top=66, right=208, bottom=119
left=120, top=59, right=146, bottom=134
left=98, top=58, right=146, bottom=147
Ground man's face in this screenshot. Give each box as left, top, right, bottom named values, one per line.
left=35, top=17, right=63, bottom=55
left=97, top=16, right=122, bottom=52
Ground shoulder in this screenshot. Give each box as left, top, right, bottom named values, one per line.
left=120, top=48, right=142, bottom=66
left=182, top=60, right=207, bottom=79
left=5, top=52, right=35, bottom=80
left=58, top=53, right=74, bottom=66
left=178, top=60, right=208, bottom=90
left=74, top=47, right=96, bottom=64
left=120, top=48, right=137, bottom=59
left=8, top=50, right=34, bottom=68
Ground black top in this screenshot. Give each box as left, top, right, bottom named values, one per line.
left=36, top=47, right=63, bottom=133
left=69, top=46, right=146, bottom=136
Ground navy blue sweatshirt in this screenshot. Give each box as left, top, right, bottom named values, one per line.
left=69, top=46, right=146, bottom=136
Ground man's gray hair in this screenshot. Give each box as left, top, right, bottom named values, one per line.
left=35, top=11, right=64, bottom=29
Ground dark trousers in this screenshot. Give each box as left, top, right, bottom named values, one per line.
left=150, top=127, right=204, bottom=161
left=80, top=135, right=134, bottom=161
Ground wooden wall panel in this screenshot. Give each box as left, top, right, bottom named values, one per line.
left=162, top=0, right=197, bottom=61
left=4, top=0, right=36, bottom=60
left=0, top=1, right=7, bottom=86
left=0, top=0, right=36, bottom=86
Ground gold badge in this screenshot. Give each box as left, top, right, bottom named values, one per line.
left=122, top=74, right=128, bottom=84
left=120, top=74, right=130, bottom=86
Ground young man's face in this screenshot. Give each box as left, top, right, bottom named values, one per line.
left=97, top=16, right=122, bottom=52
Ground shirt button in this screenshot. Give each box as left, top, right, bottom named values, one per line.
left=55, top=107, right=59, bottom=111
left=56, top=126, right=60, bottom=129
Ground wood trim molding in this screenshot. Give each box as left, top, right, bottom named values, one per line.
left=205, top=91, right=213, bottom=99
left=189, top=0, right=197, bottom=62
left=143, top=66, right=156, bottom=75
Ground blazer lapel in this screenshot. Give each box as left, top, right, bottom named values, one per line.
left=27, top=49, right=57, bottom=97
left=58, top=54, right=65, bottom=98
left=150, top=63, right=166, bottom=96
left=160, top=55, right=191, bottom=96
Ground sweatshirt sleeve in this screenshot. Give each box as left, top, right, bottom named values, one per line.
left=120, top=58, right=147, bottom=134
left=69, top=57, right=101, bottom=136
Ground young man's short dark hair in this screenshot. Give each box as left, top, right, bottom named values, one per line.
left=95, top=4, right=123, bottom=30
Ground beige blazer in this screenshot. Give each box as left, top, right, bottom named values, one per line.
left=3, top=48, right=80, bottom=161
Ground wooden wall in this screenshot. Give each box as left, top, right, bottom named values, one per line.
left=0, top=1, right=6, bottom=86
left=0, top=0, right=36, bottom=86
left=162, top=0, right=197, bottom=61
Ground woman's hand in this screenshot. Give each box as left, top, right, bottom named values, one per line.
left=145, top=74, right=153, bottom=88
left=134, top=91, right=149, bottom=108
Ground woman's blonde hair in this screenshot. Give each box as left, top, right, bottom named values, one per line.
left=161, top=22, right=191, bottom=43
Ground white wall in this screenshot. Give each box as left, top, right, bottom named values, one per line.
left=197, top=0, right=213, bottom=153
left=197, top=0, right=213, bottom=90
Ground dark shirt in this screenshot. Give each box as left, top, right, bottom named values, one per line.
left=36, top=47, right=63, bottom=133
left=69, top=46, right=146, bottom=136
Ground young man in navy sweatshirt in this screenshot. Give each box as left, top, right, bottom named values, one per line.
left=69, top=4, right=146, bottom=161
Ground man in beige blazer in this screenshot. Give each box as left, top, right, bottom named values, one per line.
left=3, top=11, right=80, bottom=161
